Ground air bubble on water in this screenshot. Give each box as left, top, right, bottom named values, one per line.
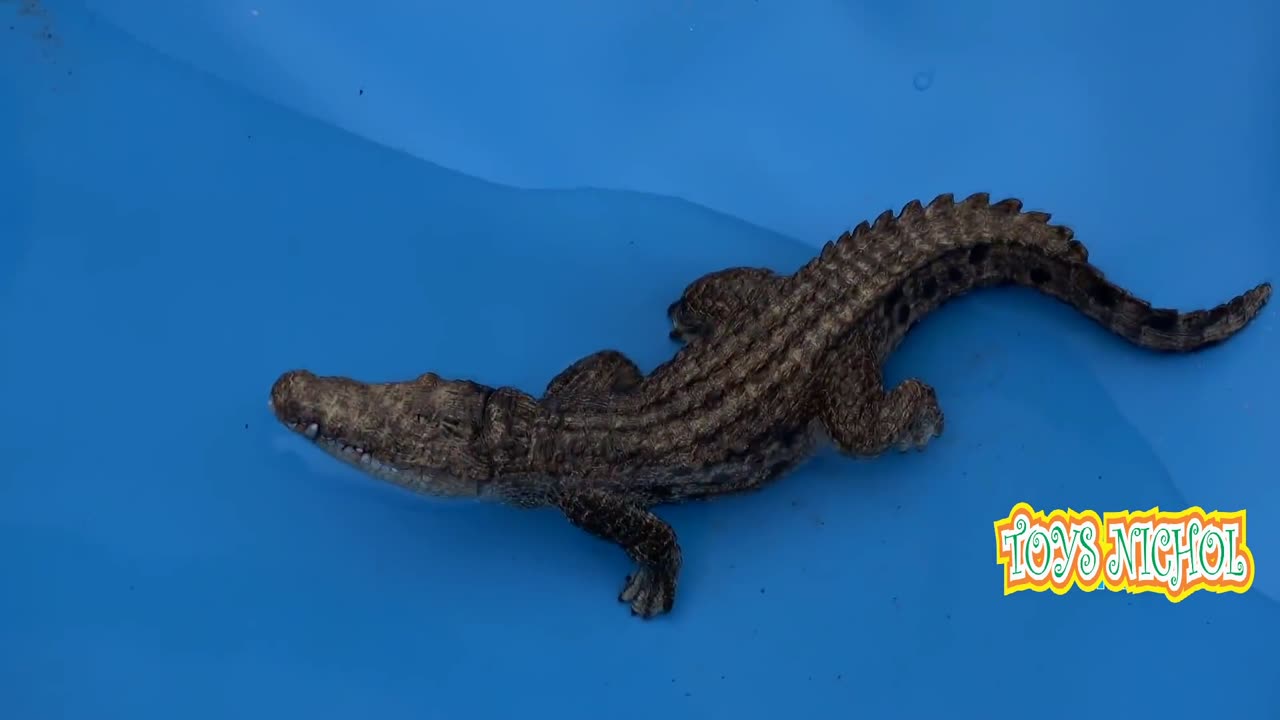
left=913, top=70, right=934, bottom=91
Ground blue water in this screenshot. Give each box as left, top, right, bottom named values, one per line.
left=2, top=1, right=1277, bottom=717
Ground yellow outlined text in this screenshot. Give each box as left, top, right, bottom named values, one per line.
left=994, top=503, right=1253, bottom=601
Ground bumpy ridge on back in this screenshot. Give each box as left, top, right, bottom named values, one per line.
left=808, top=192, right=1083, bottom=273
left=598, top=194, right=1079, bottom=431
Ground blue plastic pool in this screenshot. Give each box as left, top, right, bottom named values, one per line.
left=3, top=1, right=1276, bottom=717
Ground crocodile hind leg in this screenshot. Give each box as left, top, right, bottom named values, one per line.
left=816, top=344, right=944, bottom=457
left=540, top=349, right=644, bottom=412
left=667, top=267, right=783, bottom=342
left=554, top=487, right=682, bottom=618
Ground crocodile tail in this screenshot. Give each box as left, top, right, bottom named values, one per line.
left=870, top=235, right=1271, bottom=357
left=1019, top=251, right=1269, bottom=352
left=786, top=192, right=1267, bottom=356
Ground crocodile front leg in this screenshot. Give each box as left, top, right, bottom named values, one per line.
left=554, top=487, right=682, bottom=618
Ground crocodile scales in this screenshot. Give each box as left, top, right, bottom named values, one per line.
left=268, top=192, right=1270, bottom=618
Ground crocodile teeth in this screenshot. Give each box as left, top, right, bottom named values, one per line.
left=304, top=423, right=319, bottom=439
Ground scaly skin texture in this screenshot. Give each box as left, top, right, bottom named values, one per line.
left=269, top=192, right=1271, bottom=619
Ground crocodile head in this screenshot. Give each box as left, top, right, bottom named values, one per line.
left=268, top=369, right=495, bottom=498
